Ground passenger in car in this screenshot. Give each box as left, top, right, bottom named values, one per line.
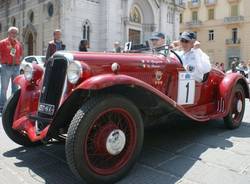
left=176, top=31, right=212, bottom=82
left=149, top=32, right=167, bottom=54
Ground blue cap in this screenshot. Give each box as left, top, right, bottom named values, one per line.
left=150, top=32, right=165, bottom=40
left=180, top=31, right=196, bottom=41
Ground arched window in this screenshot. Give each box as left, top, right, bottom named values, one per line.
left=83, top=20, right=91, bottom=46
left=129, top=6, right=142, bottom=24
left=167, top=8, right=174, bottom=24
left=28, top=10, right=34, bottom=23
left=47, top=2, right=54, bottom=17
left=11, top=17, right=16, bottom=26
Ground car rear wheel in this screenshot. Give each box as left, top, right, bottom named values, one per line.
left=224, top=84, right=245, bottom=129
left=2, top=89, right=41, bottom=146
left=65, top=95, right=144, bottom=184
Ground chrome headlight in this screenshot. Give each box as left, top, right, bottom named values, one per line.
left=24, top=63, right=33, bottom=81
left=67, top=61, right=82, bottom=84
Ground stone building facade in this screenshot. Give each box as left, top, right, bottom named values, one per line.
left=0, top=0, right=183, bottom=56
left=180, top=0, right=250, bottom=68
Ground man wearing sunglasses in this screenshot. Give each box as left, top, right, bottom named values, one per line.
left=177, top=31, right=211, bottom=82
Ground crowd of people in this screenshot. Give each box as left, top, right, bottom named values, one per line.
left=226, top=59, right=250, bottom=79
left=213, top=59, right=250, bottom=79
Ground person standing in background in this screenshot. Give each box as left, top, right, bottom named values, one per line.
left=45, top=29, right=66, bottom=61
left=113, top=41, right=121, bottom=53
left=79, top=39, right=88, bottom=52
left=0, top=27, right=23, bottom=113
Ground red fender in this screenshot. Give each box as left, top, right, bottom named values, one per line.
left=13, top=75, right=41, bottom=120
left=12, top=75, right=48, bottom=142
left=76, top=74, right=209, bottom=122
left=219, top=72, right=250, bottom=116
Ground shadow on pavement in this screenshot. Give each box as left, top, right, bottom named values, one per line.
left=2, top=119, right=250, bottom=184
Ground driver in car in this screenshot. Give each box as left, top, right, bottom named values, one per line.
left=149, top=32, right=167, bottom=54
left=150, top=32, right=165, bottom=48
left=177, top=31, right=211, bottom=82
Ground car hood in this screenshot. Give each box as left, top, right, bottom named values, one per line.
left=70, top=51, right=165, bottom=64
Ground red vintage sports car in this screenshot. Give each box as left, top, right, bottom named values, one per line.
left=2, top=49, right=249, bottom=184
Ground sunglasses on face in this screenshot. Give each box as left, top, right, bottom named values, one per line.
left=150, top=39, right=159, bottom=41
left=180, top=39, right=189, bottom=43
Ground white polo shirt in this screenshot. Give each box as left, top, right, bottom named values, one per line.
left=177, top=48, right=212, bottom=82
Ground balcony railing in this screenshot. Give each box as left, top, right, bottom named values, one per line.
left=176, top=0, right=186, bottom=8
left=225, top=38, right=241, bottom=45
left=185, top=20, right=202, bottom=28
left=188, top=0, right=201, bottom=9
left=224, top=16, right=244, bottom=24
left=204, top=0, right=217, bottom=7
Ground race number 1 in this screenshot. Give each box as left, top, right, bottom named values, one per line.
left=177, top=72, right=195, bottom=105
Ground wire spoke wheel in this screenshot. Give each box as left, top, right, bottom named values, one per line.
left=224, top=84, right=245, bottom=129
left=232, top=91, right=244, bottom=124
left=85, top=108, right=136, bottom=175
left=66, top=95, right=144, bottom=184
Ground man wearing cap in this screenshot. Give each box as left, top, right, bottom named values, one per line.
left=177, top=31, right=211, bottom=82
left=0, top=26, right=23, bottom=112
left=149, top=32, right=166, bottom=52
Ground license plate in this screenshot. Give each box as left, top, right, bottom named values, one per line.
left=38, top=103, right=55, bottom=116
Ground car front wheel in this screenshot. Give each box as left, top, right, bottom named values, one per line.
left=224, top=84, right=245, bottom=129
left=65, top=95, right=144, bottom=184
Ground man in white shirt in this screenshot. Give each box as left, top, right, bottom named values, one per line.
left=177, top=32, right=212, bottom=82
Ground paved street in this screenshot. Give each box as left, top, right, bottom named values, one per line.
left=0, top=101, right=249, bottom=184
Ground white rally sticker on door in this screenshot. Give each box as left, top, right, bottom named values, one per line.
left=177, top=72, right=195, bottom=105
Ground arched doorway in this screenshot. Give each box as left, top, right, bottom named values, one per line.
left=22, top=23, right=37, bottom=56
left=126, top=0, right=155, bottom=45
left=27, top=33, right=33, bottom=55
left=128, top=6, right=142, bottom=44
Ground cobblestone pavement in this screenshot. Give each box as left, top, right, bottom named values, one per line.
left=0, top=102, right=250, bottom=184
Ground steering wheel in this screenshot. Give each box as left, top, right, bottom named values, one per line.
left=170, top=50, right=183, bottom=65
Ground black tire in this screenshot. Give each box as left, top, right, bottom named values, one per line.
left=65, top=95, right=144, bottom=184
left=2, top=89, right=41, bottom=146
left=224, top=84, right=245, bottom=129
